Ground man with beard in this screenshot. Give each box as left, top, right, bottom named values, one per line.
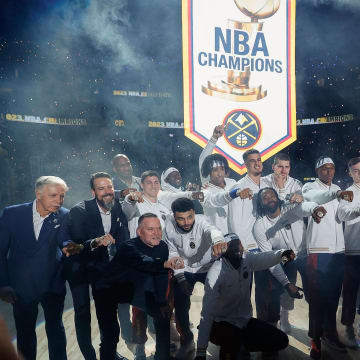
left=195, top=233, right=293, bottom=360
left=112, top=154, right=142, bottom=198
left=262, top=153, right=304, bottom=332
left=228, top=149, right=267, bottom=252
left=337, top=157, right=360, bottom=348
left=302, top=156, right=354, bottom=359
left=62, top=172, right=129, bottom=360
left=253, top=187, right=326, bottom=334
left=164, top=197, right=227, bottom=358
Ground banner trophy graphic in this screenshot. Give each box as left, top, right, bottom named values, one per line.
left=182, top=0, right=296, bottom=174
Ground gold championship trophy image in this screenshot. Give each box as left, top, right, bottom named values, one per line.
left=202, top=0, right=280, bottom=102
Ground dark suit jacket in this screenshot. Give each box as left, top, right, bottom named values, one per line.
left=66, top=198, right=130, bottom=287
left=98, top=237, right=170, bottom=314
left=0, top=202, right=69, bottom=303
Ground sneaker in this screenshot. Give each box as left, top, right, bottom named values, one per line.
left=175, top=340, right=195, bottom=359
left=322, top=334, right=347, bottom=353
left=134, top=344, right=146, bottom=360
left=344, top=326, right=358, bottom=349
left=310, top=339, right=321, bottom=360
left=280, top=309, right=292, bottom=334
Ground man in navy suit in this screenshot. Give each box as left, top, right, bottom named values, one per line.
left=0, top=176, right=69, bottom=360
left=62, top=172, right=130, bottom=360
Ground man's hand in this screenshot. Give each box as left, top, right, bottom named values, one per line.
left=62, top=242, right=84, bottom=257
left=91, top=234, right=115, bottom=249
left=0, top=286, right=17, bottom=304
left=285, top=283, right=304, bottom=299
left=212, top=242, right=228, bottom=257
left=192, top=191, right=205, bottom=202
left=128, top=191, right=144, bottom=203
left=121, top=188, right=138, bottom=198
left=337, top=190, right=353, bottom=202
left=164, top=257, right=185, bottom=270
left=212, top=125, right=224, bottom=140
left=281, top=249, right=295, bottom=264
left=236, top=188, right=253, bottom=200
left=289, top=193, right=303, bottom=204
left=312, top=206, right=327, bottom=224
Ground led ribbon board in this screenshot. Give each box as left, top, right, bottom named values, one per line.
left=182, top=0, right=296, bottom=174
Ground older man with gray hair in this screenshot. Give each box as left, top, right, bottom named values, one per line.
left=0, top=176, right=70, bottom=360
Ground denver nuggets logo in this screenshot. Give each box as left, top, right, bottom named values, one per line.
left=223, top=109, right=262, bottom=150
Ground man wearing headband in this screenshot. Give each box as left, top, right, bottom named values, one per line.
left=337, top=157, right=360, bottom=348
left=253, top=187, right=326, bottom=335
left=262, top=153, right=305, bottom=332
left=302, top=156, right=353, bottom=359
left=159, top=167, right=204, bottom=213
left=164, top=197, right=227, bottom=358
left=195, top=233, right=295, bottom=360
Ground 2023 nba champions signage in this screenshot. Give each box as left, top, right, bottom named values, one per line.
left=182, top=0, right=296, bottom=174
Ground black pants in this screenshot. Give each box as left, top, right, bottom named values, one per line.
left=341, top=255, right=360, bottom=326
left=307, top=253, right=345, bottom=339
left=210, top=318, right=288, bottom=360
left=64, top=258, right=97, bottom=360
left=92, top=284, right=134, bottom=360
left=12, top=292, right=67, bottom=360
left=255, top=260, right=304, bottom=323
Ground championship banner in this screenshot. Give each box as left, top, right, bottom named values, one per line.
left=182, top=0, right=296, bottom=174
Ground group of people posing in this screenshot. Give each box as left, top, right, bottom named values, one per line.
left=0, top=125, right=360, bottom=360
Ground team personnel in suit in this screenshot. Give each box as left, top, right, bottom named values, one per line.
left=105, top=213, right=185, bottom=360
left=0, top=176, right=69, bottom=360
left=195, top=233, right=293, bottom=360
left=337, top=157, right=360, bottom=348
left=63, top=172, right=129, bottom=360
left=302, top=156, right=353, bottom=359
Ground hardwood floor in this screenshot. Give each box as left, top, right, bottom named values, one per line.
left=10, top=277, right=360, bottom=359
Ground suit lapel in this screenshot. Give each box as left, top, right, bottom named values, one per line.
left=88, top=199, right=105, bottom=237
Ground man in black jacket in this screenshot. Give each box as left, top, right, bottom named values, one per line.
left=63, top=172, right=130, bottom=360
left=104, top=213, right=184, bottom=360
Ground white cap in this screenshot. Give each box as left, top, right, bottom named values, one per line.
left=315, top=157, right=334, bottom=169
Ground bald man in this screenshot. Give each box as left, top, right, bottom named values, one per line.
left=112, top=154, right=141, bottom=196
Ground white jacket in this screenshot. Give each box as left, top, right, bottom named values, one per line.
left=197, top=250, right=285, bottom=349
left=253, top=202, right=317, bottom=286
left=122, top=194, right=170, bottom=238
left=302, top=179, right=345, bottom=254
left=262, top=174, right=302, bottom=200
left=201, top=181, right=237, bottom=234
left=157, top=190, right=193, bottom=211
left=227, top=175, right=268, bottom=251
left=336, top=183, right=360, bottom=255
left=163, top=215, right=223, bottom=275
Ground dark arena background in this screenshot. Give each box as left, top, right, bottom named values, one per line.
left=0, top=0, right=359, bottom=209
